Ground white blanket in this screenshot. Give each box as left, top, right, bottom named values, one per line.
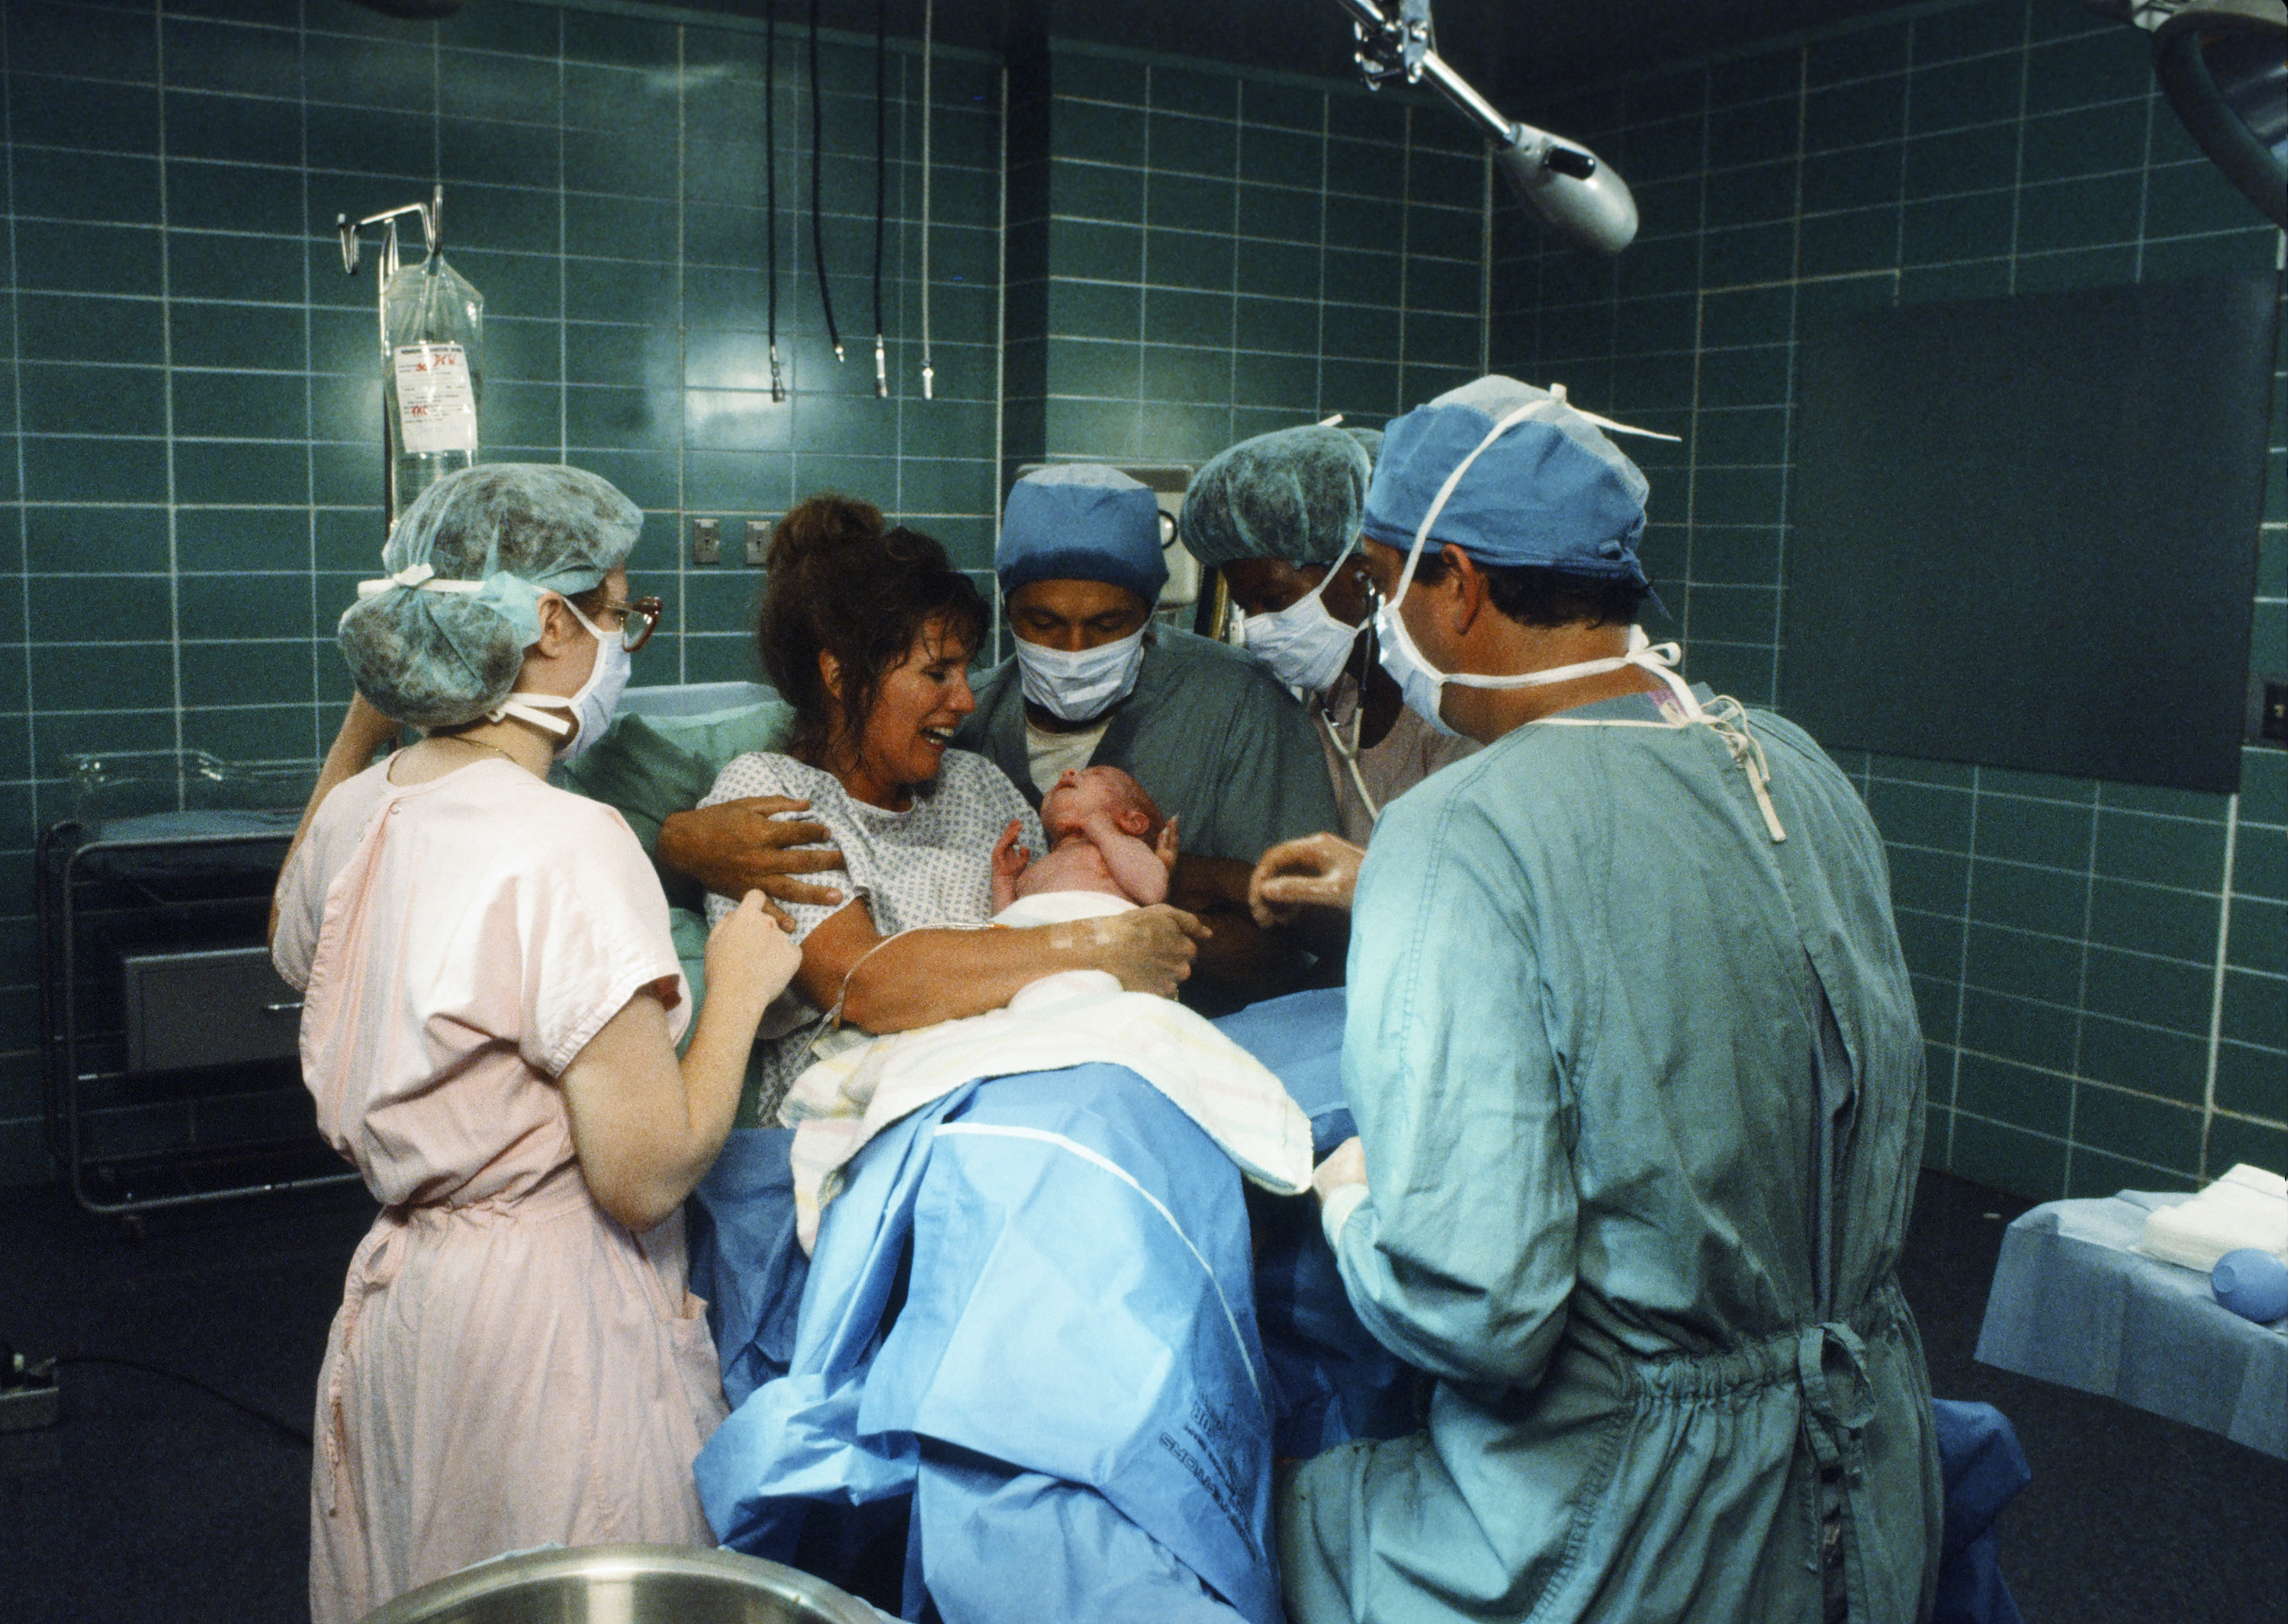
left=2137, top=1163, right=2288, bottom=1272
left=779, top=969, right=1315, bottom=1253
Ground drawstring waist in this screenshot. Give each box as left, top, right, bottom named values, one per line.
left=1603, top=1279, right=1904, bottom=1411
left=1590, top=1279, right=1908, bottom=1624
left=319, top=1170, right=602, bottom=1515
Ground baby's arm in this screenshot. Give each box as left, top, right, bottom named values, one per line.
left=991, top=819, right=1031, bottom=913
left=1083, top=813, right=1171, bottom=906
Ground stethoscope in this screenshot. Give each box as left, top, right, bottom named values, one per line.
left=1316, top=579, right=1386, bottom=826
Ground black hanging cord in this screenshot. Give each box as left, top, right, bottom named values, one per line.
left=809, top=0, right=844, bottom=364
left=765, top=0, right=784, bottom=401
left=59, top=1353, right=314, bottom=1448
left=872, top=0, right=888, bottom=397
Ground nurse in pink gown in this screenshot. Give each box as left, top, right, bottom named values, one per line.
left=270, top=466, right=800, bottom=1623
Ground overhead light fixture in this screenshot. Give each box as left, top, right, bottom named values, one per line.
left=1328, top=0, right=1638, bottom=256
left=2087, top=0, right=2286, bottom=229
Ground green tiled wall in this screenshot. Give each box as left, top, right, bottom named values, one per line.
left=1001, top=41, right=1489, bottom=470
left=0, top=0, right=1004, bottom=1181
left=1493, top=0, right=2286, bottom=1202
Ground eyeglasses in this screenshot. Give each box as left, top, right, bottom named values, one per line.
left=598, top=595, right=665, bottom=652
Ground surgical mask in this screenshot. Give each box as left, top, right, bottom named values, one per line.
left=1015, top=626, right=1147, bottom=724
left=491, top=595, right=630, bottom=761
left=1232, top=540, right=1365, bottom=695
left=1373, top=397, right=1686, bottom=737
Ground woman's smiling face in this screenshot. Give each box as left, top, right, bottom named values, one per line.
left=840, top=615, right=978, bottom=805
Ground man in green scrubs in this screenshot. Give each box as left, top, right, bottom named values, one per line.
left=954, top=463, right=1341, bottom=1006
left=1252, top=377, right=1942, bottom=1623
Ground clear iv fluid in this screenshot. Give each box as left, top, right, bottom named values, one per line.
left=381, top=252, right=484, bottom=522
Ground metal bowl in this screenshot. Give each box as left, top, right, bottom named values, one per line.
left=358, top=1543, right=883, bottom=1624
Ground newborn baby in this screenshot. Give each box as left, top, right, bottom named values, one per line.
left=991, top=765, right=1178, bottom=913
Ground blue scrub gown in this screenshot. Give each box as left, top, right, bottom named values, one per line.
left=1281, top=688, right=1943, bottom=1624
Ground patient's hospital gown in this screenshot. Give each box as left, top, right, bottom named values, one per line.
left=699, top=748, right=1043, bottom=1125
left=1281, top=690, right=1943, bottom=1623
left=273, top=759, right=726, bottom=1624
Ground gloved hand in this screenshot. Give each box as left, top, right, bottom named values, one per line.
left=1248, top=833, right=1366, bottom=928
left=1312, top=1135, right=1369, bottom=1246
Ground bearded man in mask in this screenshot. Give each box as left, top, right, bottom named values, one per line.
left=953, top=463, right=1340, bottom=1008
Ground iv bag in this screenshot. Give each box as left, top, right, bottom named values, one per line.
left=380, top=250, right=484, bottom=520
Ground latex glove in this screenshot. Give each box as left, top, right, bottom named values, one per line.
left=659, top=798, right=847, bottom=923
left=1248, top=832, right=1366, bottom=928
left=1312, top=1135, right=1369, bottom=1247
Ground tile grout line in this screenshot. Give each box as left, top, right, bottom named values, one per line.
left=1764, top=45, right=1808, bottom=703
left=1313, top=88, right=1328, bottom=422
left=2002, top=0, right=2030, bottom=297
left=300, top=0, right=320, bottom=759
left=2199, top=794, right=2239, bottom=1179
left=990, top=59, right=1005, bottom=665
left=5, top=3, right=36, bottom=839
left=1393, top=105, right=1410, bottom=416
left=155, top=0, right=184, bottom=783
left=1946, top=764, right=1982, bottom=1170
left=673, top=21, right=688, bottom=683
left=2061, top=788, right=2101, bottom=1193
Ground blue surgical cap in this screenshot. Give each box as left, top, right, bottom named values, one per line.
left=1179, top=425, right=1381, bottom=570
left=337, top=464, right=641, bottom=728
left=998, top=464, right=1168, bottom=605
left=1362, top=377, right=1650, bottom=586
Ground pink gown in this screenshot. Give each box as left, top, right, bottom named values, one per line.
left=272, top=758, right=728, bottom=1624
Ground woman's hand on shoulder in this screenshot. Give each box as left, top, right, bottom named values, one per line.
left=1088, top=903, right=1211, bottom=1000
left=704, top=890, right=804, bottom=1013
left=660, top=795, right=847, bottom=907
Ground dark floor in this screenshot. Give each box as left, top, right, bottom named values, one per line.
left=0, top=1169, right=2281, bottom=1622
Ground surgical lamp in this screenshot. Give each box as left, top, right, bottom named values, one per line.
left=2087, top=0, right=2287, bottom=230
left=1330, top=0, right=1637, bottom=255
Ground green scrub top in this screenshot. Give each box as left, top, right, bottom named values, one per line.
left=953, top=626, right=1342, bottom=865
left=1281, top=688, right=1943, bottom=1624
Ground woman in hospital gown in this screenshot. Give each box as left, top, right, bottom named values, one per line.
left=273, top=466, right=796, bottom=1622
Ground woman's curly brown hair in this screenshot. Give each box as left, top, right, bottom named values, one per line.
left=756, top=494, right=988, bottom=764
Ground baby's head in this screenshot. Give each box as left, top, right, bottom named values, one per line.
left=1041, top=765, right=1164, bottom=845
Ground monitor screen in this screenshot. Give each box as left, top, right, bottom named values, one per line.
left=1780, top=271, right=2278, bottom=794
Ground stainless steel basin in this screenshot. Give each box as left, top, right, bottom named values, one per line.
left=358, top=1543, right=884, bottom=1624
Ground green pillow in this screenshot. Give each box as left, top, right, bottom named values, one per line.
left=561, top=699, right=797, bottom=910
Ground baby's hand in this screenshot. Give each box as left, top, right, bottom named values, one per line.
left=1155, top=814, right=1180, bottom=875
left=991, top=818, right=1030, bottom=913
left=991, top=819, right=1031, bottom=882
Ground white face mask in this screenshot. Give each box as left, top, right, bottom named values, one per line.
left=1232, top=539, right=1365, bottom=695
left=1374, top=398, right=1690, bottom=737
left=492, top=595, right=631, bottom=762
left=1015, top=626, right=1147, bottom=724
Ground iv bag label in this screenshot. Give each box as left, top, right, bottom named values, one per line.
left=394, top=342, right=477, bottom=454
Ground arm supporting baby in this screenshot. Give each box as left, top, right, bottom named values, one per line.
left=561, top=891, right=804, bottom=1234
left=798, top=895, right=1209, bottom=1032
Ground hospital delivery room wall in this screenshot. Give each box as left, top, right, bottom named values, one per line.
left=0, top=0, right=2277, bottom=1206
left=0, top=0, right=1478, bottom=1185
left=1489, top=0, right=2286, bottom=1205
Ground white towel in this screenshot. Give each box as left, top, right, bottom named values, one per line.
left=779, top=968, right=1315, bottom=1253
left=2137, top=1163, right=2288, bottom=1272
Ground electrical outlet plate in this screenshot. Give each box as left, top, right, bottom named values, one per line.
left=745, top=519, right=770, bottom=566
left=691, top=518, right=721, bottom=566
